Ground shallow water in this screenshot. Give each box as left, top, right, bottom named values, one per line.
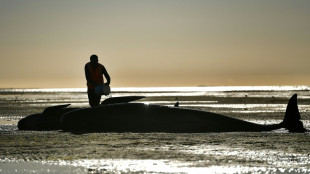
left=0, top=86, right=310, bottom=173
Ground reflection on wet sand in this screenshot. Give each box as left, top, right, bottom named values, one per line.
left=0, top=87, right=310, bottom=173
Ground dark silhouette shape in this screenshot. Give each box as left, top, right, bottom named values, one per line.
left=18, top=104, right=78, bottom=130
left=18, top=95, right=307, bottom=133
left=101, top=96, right=145, bottom=105
left=18, top=96, right=143, bottom=130
left=85, top=54, right=111, bottom=107
left=280, top=94, right=306, bottom=132
left=174, top=102, right=179, bottom=107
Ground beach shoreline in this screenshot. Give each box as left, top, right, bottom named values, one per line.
left=0, top=119, right=17, bottom=125
left=1, top=87, right=310, bottom=173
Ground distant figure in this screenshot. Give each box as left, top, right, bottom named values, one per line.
left=85, top=54, right=111, bottom=107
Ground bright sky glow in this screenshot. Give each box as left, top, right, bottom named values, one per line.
left=0, top=0, right=310, bottom=88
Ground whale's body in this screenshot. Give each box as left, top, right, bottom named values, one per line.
left=18, top=95, right=306, bottom=133
left=62, top=103, right=283, bottom=132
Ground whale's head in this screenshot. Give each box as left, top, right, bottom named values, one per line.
left=17, top=113, right=42, bottom=130
left=18, top=104, right=72, bottom=130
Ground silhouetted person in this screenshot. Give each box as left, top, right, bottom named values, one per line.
left=85, top=54, right=111, bottom=107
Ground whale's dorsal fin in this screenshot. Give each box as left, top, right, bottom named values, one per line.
left=174, top=102, right=179, bottom=107
left=282, top=94, right=306, bottom=132
left=43, top=104, right=71, bottom=115
left=101, top=96, right=145, bottom=105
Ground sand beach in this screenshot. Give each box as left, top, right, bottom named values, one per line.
left=0, top=87, right=310, bottom=173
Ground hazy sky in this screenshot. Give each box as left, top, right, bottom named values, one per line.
left=1, top=0, right=310, bottom=88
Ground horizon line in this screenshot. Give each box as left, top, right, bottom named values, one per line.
left=1, top=86, right=310, bottom=93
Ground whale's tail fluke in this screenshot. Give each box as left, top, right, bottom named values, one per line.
left=281, top=94, right=306, bottom=132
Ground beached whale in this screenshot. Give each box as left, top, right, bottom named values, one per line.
left=17, top=96, right=144, bottom=131
left=18, top=94, right=306, bottom=133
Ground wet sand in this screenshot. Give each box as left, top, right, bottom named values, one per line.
left=1, top=129, right=310, bottom=173
left=0, top=120, right=17, bottom=125
left=0, top=87, right=310, bottom=173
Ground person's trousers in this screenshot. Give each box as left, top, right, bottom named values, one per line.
left=87, top=88, right=101, bottom=107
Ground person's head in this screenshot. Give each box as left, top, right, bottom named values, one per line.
left=90, top=54, right=98, bottom=63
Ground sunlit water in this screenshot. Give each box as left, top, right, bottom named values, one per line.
left=0, top=86, right=310, bottom=173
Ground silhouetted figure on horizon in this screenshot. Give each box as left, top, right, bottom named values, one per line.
left=85, top=54, right=111, bottom=107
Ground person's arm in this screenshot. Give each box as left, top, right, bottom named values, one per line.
left=102, top=65, right=111, bottom=86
